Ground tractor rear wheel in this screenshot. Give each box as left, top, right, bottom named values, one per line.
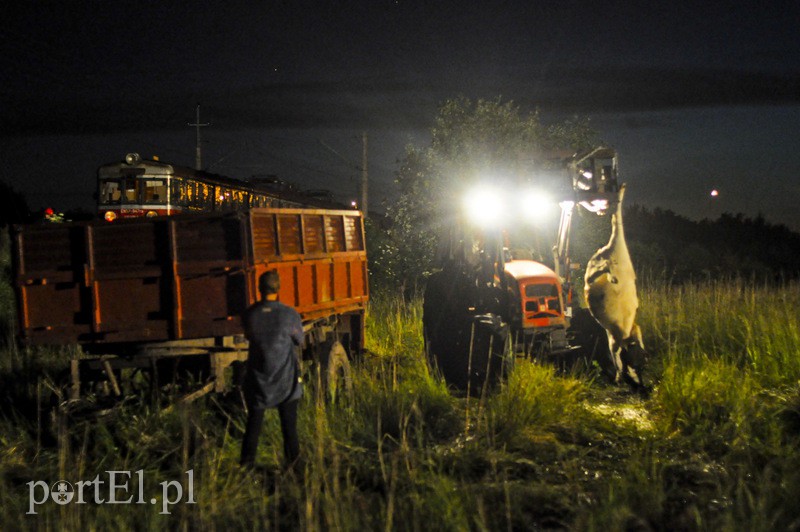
left=423, top=270, right=512, bottom=394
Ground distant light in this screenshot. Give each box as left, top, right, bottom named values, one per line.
left=710, top=189, right=719, bottom=197
left=44, top=207, right=54, bottom=216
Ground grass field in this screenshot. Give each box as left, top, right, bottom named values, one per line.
left=2, top=230, right=800, bottom=530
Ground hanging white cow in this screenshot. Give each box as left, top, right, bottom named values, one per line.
left=584, top=184, right=649, bottom=394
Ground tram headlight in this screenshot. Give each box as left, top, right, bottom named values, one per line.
left=124, top=153, right=141, bottom=165
left=104, top=211, right=117, bottom=222
left=146, top=210, right=158, bottom=218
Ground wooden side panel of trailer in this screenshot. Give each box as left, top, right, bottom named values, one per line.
left=170, top=214, right=251, bottom=340
left=13, top=208, right=368, bottom=347
left=14, top=225, right=92, bottom=344
left=89, top=221, right=172, bottom=342
left=248, top=209, right=368, bottom=322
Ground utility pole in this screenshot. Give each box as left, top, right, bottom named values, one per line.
left=361, top=131, right=368, bottom=217
left=318, top=134, right=368, bottom=214
left=188, top=104, right=210, bottom=170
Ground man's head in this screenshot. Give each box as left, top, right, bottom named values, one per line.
left=259, top=270, right=280, bottom=298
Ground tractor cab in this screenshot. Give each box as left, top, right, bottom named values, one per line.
left=503, top=259, right=569, bottom=355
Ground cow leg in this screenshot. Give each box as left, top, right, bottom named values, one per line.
left=607, top=333, right=624, bottom=384
left=620, top=327, right=650, bottom=396
left=631, top=324, right=645, bottom=351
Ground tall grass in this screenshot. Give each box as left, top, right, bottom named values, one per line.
left=639, top=277, right=800, bottom=387
left=2, top=245, right=800, bottom=530
left=486, top=361, right=588, bottom=449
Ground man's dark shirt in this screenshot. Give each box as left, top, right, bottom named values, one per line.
left=242, top=300, right=304, bottom=409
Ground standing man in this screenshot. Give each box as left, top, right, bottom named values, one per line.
left=240, top=270, right=304, bottom=469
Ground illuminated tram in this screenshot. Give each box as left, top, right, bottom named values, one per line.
left=98, top=153, right=324, bottom=221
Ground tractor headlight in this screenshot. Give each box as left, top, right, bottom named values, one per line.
left=520, top=189, right=552, bottom=222
left=463, top=186, right=505, bottom=227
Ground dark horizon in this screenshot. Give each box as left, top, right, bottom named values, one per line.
left=2, top=1, right=799, bottom=228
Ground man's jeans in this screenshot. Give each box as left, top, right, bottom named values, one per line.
left=240, top=399, right=299, bottom=467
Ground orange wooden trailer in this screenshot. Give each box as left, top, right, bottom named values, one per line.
left=12, top=208, right=368, bottom=397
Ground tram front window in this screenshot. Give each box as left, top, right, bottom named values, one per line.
left=122, top=177, right=138, bottom=203
left=100, top=180, right=122, bottom=204
left=101, top=177, right=167, bottom=205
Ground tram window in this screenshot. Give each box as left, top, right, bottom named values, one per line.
left=170, top=178, right=186, bottom=205
left=195, top=183, right=204, bottom=207
left=185, top=181, right=196, bottom=203
left=231, top=190, right=242, bottom=207
left=196, top=182, right=213, bottom=209
left=123, top=177, right=138, bottom=203
left=186, top=181, right=209, bottom=210
left=100, top=180, right=122, bottom=204
left=143, top=179, right=167, bottom=203
left=205, top=184, right=212, bottom=206
left=217, top=187, right=231, bottom=209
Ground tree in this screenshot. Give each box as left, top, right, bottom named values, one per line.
left=377, top=97, right=598, bottom=293
left=0, top=179, right=29, bottom=227
left=366, top=147, right=439, bottom=294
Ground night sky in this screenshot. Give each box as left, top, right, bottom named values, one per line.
left=2, top=1, right=799, bottom=229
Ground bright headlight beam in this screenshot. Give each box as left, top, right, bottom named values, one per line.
left=520, top=189, right=552, bottom=222
left=463, top=186, right=504, bottom=226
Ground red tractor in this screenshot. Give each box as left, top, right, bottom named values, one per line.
left=423, top=148, right=621, bottom=393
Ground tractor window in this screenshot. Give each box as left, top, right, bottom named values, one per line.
left=596, top=157, right=617, bottom=192
left=525, top=283, right=558, bottom=298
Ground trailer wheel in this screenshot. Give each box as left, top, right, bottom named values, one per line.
left=322, top=341, right=352, bottom=402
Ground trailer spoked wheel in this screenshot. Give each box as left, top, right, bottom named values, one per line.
left=321, top=341, right=353, bottom=403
